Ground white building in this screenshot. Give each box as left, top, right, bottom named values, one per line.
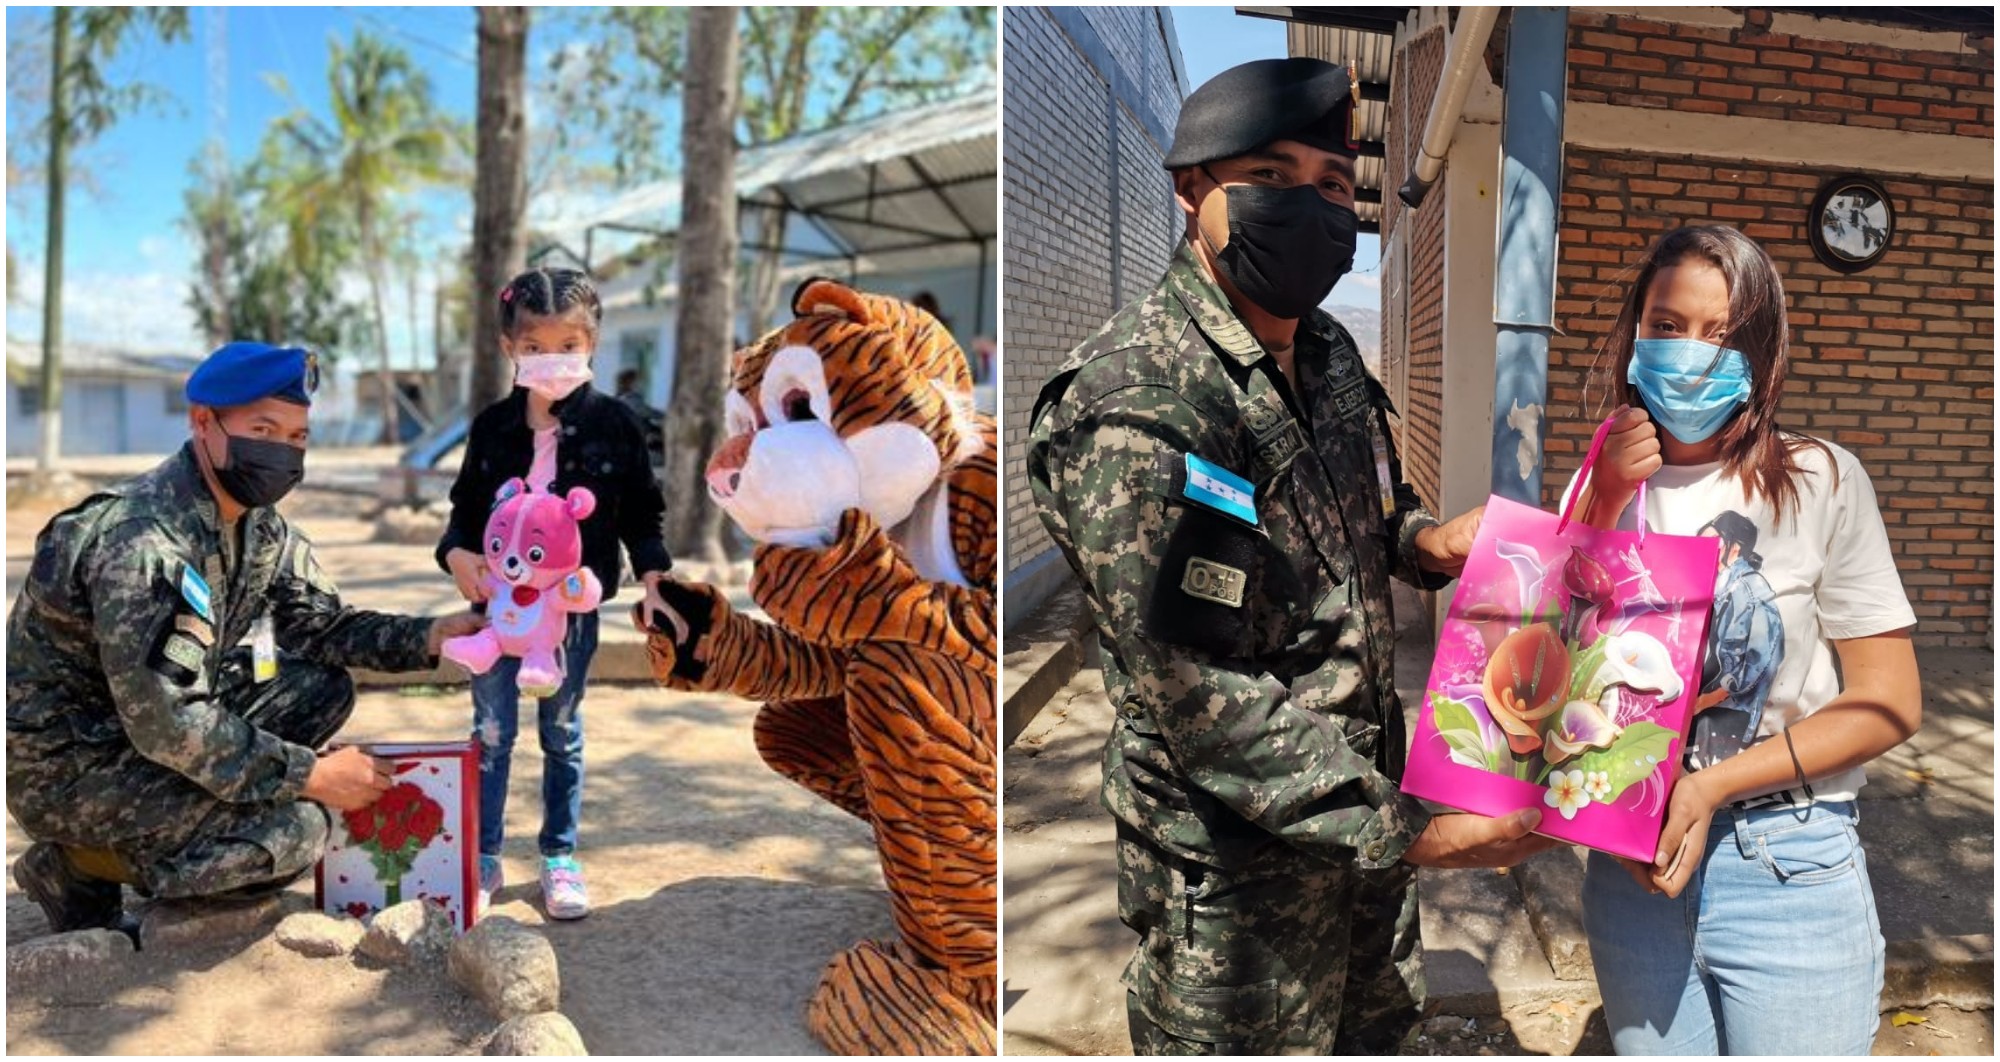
left=6, top=340, right=202, bottom=457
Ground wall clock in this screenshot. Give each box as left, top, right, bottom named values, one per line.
left=1808, top=175, right=1894, bottom=274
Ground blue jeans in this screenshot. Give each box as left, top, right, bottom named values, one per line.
left=470, top=611, right=597, bottom=859
left=1582, top=800, right=1885, bottom=1055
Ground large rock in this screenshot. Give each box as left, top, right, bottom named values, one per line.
left=359, top=900, right=454, bottom=964
left=484, top=1012, right=588, bottom=1055
left=7, top=928, right=134, bottom=997
left=275, top=911, right=367, bottom=958
left=139, top=895, right=284, bottom=951
left=450, top=916, right=560, bottom=1019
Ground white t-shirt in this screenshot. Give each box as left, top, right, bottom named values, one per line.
left=1560, top=437, right=1916, bottom=802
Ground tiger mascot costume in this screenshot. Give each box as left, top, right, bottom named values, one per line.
left=637, top=278, right=997, bottom=1054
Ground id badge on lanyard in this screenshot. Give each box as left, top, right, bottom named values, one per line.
left=252, top=615, right=278, bottom=683
left=1370, top=419, right=1397, bottom=519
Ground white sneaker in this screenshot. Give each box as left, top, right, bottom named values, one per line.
left=540, top=855, right=589, bottom=920
left=477, top=855, right=503, bottom=916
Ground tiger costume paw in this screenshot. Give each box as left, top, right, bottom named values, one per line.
left=635, top=578, right=730, bottom=685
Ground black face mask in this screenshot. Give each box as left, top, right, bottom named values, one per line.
left=203, top=425, right=305, bottom=509
left=1201, top=169, right=1359, bottom=320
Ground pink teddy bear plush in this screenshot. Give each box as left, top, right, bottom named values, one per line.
left=443, top=478, right=604, bottom=697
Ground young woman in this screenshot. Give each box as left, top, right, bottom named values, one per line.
left=437, top=266, right=673, bottom=920
left=1564, top=224, right=1921, bottom=1054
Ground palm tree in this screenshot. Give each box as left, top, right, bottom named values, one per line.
left=269, top=30, right=452, bottom=443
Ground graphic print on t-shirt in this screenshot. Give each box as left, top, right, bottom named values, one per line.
left=1689, top=510, right=1785, bottom=763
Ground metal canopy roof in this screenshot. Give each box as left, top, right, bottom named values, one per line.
left=1237, top=7, right=1419, bottom=234
left=531, top=91, right=996, bottom=280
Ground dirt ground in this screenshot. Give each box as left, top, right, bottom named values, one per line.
left=1401, top=1000, right=1991, bottom=1056
left=5, top=486, right=891, bottom=1055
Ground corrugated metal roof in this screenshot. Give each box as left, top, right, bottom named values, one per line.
left=6, top=340, right=198, bottom=382
left=1238, top=8, right=1416, bottom=233
left=533, top=91, right=996, bottom=266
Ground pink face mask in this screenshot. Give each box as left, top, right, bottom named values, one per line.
left=514, top=354, right=594, bottom=401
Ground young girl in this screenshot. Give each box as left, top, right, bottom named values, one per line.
left=1564, top=224, right=1922, bottom=1054
left=437, top=266, right=672, bottom=920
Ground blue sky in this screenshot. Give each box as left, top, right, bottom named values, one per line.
left=6, top=6, right=992, bottom=366
left=1167, top=6, right=1382, bottom=314
left=6, top=7, right=499, bottom=362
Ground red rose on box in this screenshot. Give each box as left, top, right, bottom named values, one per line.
left=339, top=780, right=446, bottom=909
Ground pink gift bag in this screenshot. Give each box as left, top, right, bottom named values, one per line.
left=1401, top=416, right=1720, bottom=861
left=315, top=741, right=481, bottom=931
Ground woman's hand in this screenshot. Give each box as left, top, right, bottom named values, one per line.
left=446, top=548, right=491, bottom=604
left=1592, top=404, right=1663, bottom=502
left=1649, top=769, right=1723, bottom=898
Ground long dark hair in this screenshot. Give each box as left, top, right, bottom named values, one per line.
left=1700, top=511, right=1764, bottom=569
left=499, top=266, right=603, bottom=339
left=1588, top=224, right=1833, bottom=521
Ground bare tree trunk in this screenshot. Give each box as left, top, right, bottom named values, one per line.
left=471, top=6, right=529, bottom=413
left=360, top=204, right=397, bottom=444
left=37, top=7, right=69, bottom=473
left=665, top=6, right=739, bottom=564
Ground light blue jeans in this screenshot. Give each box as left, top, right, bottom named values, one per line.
left=470, top=611, right=597, bottom=859
left=1582, top=800, right=1884, bottom=1055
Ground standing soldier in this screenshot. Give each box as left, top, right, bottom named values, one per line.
left=8, top=342, right=485, bottom=935
left=1028, top=58, right=1554, bottom=1053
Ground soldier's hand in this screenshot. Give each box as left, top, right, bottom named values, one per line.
left=1401, top=808, right=1558, bottom=869
left=446, top=548, right=491, bottom=604
left=303, top=746, right=393, bottom=812
left=1593, top=404, right=1662, bottom=501
left=1416, top=506, right=1484, bottom=578
left=426, top=611, right=488, bottom=657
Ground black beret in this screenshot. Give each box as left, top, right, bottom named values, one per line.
left=1163, top=57, right=1359, bottom=170
left=185, top=342, right=316, bottom=408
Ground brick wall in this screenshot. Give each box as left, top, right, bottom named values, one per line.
left=1384, top=27, right=1449, bottom=514
left=1001, top=7, right=1184, bottom=583
left=1566, top=10, right=1994, bottom=139
left=1544, top=10, right=1994, bottom=648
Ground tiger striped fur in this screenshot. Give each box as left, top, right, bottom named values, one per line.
left=643, top=279, right=997, bottom=1055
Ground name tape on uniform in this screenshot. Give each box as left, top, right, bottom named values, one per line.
left=1181, top=557, right=1247, bottom=608
left=1182, top=453, right=1258, bottom=526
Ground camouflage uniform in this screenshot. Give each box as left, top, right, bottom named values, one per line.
left=7, top=445, right=436, bottom=900
left=1028, top=245, right=1452, bottom=1053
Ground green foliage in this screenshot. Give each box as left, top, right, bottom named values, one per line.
left=1429, top=693, right=1500, bottom=773
left=182, top=157, right=368, bottom=359
left=1538, top=722, right=1676, bottom=797
left=553, top=6, right=996, bottom=182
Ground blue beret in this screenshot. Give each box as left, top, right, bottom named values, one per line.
left=1163, top=57, right=1359, bottom=170
left=185, top=342, right=316, bottom=408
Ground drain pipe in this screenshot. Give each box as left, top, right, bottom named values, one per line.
left=1397, top=7, right=1500, bottom=209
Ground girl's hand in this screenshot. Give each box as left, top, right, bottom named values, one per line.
left=1592, top=404, right=1664, bottom=502
left=1650, top=770, right=1723, bottom=899
left=1615, top=855, right=1664, bottom=895
left=446, top=548, right=491, bottom=604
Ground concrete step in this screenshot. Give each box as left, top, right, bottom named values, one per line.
left=1001, top=580, right=1092, bottom=746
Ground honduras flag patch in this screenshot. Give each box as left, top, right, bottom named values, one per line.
left=1180, top=453, right=1258, bottom=526
left=180, top=564, right=214, bottom=622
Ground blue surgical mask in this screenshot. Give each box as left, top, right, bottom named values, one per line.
left=1628, top=337, right=1752, bottom=444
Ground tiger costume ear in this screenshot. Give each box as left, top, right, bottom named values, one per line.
left=792, top=277, right=873, bottom=324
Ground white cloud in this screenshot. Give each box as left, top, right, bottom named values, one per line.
left=5, top=255, right=204, bottom=353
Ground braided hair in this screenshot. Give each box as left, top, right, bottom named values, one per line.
left=498, top=266, right=603, bottom=339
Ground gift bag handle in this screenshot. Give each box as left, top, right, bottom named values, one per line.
left=1556, top=410, right=1648, bottom=545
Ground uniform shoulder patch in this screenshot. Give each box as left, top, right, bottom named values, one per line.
left=1181, top=557, right=1247, bottom=608
left=1178, top=453, right=1258, bottom=526
left=149, top=630, right=206, bottom=687
left=179, top=564, right=214, bottom=622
